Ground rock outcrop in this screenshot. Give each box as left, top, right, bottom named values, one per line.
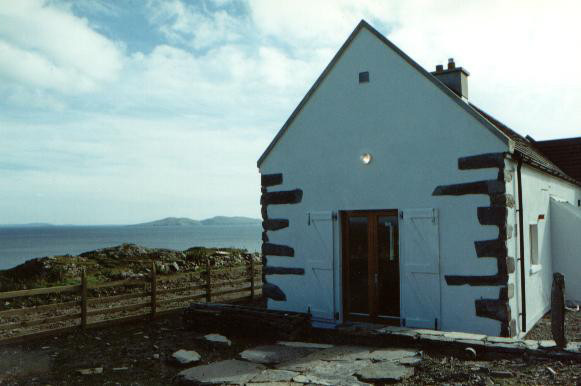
left=0, top=243, right=259, bottom=293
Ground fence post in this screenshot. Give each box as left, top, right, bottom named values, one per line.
left=551, top=272, right=566, bottom=347
left=81, top=269, right=87, bottom=329
left=249, top=258, right=255, bottom=300
left=206, top=258, right=212, bottom=303
left=151, top=262, right=157, bottom=320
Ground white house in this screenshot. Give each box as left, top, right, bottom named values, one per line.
left=257, top=20, right=581, bottom=337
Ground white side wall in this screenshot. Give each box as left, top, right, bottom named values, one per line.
left=550, top=198, right=581, bottom=304
left=260, top=28, right=510, bottom=336
left=513, top=162, right=581, bottom=331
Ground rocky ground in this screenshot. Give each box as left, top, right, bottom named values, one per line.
left=0, top=244, right=260, bottom=295
left=0, top=306, right=579, bottom=385
left=0, top=308, right=271, bottom=385
left=0, top=244, right=261, bottom=341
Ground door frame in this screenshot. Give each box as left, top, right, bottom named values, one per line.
left=341, top=209, right=400, bottom=324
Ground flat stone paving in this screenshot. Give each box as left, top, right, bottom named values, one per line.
left=239, top=345, right=317, bottom=364
left=277, top=341, right=334, bottom=349
left=178, top=342, right=422, bottom=385
left=199, top=333, right=232, bottom=346
left=356, top=361, right=415, bottom=383
left=249, top=369, right=298, bottom=383
left=171, top=349, right=201, bottom=365
left=176, top=328, right=581, bottom=384
left=341, top=324, right=581, bottom=358
left=176, top=359, right=266, bottom=385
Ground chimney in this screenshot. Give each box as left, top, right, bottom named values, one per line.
left=430, top=58, right=469, bottom=99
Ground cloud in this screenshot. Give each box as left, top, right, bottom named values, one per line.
left=1, top=0, right=580, bottom=224
left=0, top=114, right=268, bottom=224
left=146, top=0, right=248, bottom=50
left=0, top=0, right=123, bottom=93
left=376, top=0, right=581, bottom=138
left=3, top=84, right=67, bottom=111
left=247, top=0, right=581, bottom=138
left=98, top=38, right=321, bottom=135
left=251, top=0, right=374, bottom=48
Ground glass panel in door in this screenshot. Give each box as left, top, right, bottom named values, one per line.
left=376, top=215, right=400, bottom=318
left=347, top=216, right=369, bottom=314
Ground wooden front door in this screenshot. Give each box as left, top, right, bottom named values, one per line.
left=342, top=210, right=400, bottom=323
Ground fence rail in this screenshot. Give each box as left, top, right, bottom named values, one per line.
left=0, top=261, right=262, bottom=343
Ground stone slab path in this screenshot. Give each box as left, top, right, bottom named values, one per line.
left=172, top=349, right=201, bottom=365
left=176, top=342, right=421, bottom=385
left=199, top=333, right=231, bottom=346
left=239, top=345, right=317, bottom=364
left=176, top=359, right=266, bottom=385
left=362, top=325, right=581, bottom=358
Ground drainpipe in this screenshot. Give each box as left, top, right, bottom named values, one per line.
left=516, top=156, right=527, bottom=332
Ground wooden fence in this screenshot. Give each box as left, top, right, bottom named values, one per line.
left=0, top=260, right=262, bottom=343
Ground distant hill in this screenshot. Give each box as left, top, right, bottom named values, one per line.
left=0, top=222, right=55, bottom=228
left=1, top=216, right=261, bottom=228
left=131, top=217, right=202, bottom=227
left=131, top=216, right=260, bottom=227
left=200, top=216, right=261, bottom=226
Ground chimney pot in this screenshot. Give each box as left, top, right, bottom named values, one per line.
left=430, top=58, right=469, bottom=99
left=447, top=58, right=455, bottom=70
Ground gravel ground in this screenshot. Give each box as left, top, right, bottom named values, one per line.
left=0, top=306, right=579, bottom=385
left=525, top=308, right=581, bottom=342
left=403, top=352, right=580, bottom=385
left=1, top=302, right=272, bottom=385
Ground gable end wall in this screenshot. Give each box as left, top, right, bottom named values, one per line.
left=259, top=27, right=512, bottom=336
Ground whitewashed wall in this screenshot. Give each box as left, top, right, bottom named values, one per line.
left=513, top=163, right=581, bottom=330
left=260, top=27, right=512, bottom=335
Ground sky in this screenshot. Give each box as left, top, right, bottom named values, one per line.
left=0, top=0, right=580, bottom=225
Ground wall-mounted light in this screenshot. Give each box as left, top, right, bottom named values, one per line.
left=360, top=152, right=372, bottom=165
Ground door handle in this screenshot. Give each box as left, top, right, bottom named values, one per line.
left=374, top=273, right=379, bottom=288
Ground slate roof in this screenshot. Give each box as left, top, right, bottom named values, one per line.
left=468, top=105, right=580, bottom=186
left=531, top=137, right=581, bottom=183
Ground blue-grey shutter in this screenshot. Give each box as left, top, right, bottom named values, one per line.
left=400, top=208, right=441, bottom=329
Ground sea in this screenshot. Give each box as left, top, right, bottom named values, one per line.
left=0, top=225, right=262, bottom=270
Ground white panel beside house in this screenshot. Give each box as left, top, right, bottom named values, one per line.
left=550, top=198, right=581, bottom=303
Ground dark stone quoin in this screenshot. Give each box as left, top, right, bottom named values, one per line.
left=262, top=219, right=289, bottom=231
left=262, top=243, right=294, bottom=257
left=260, top=173, right=305, bottom=301
left=261, top=173, right=283, bottom=187
left=261, top=190, right=303, bottom=205
left=262, top=282, right=287, bottom=301
left=264, top=266, right=305, bottom=275
left=433, top=152, right=516, bottom=336
left=458, top=152, right=506, bottom=170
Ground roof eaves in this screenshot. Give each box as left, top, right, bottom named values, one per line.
left=513, top=151, right=581, bottom=187
left=257, top=19, right=511, bottom=168
left=469, top=104, right=571, bottom=172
